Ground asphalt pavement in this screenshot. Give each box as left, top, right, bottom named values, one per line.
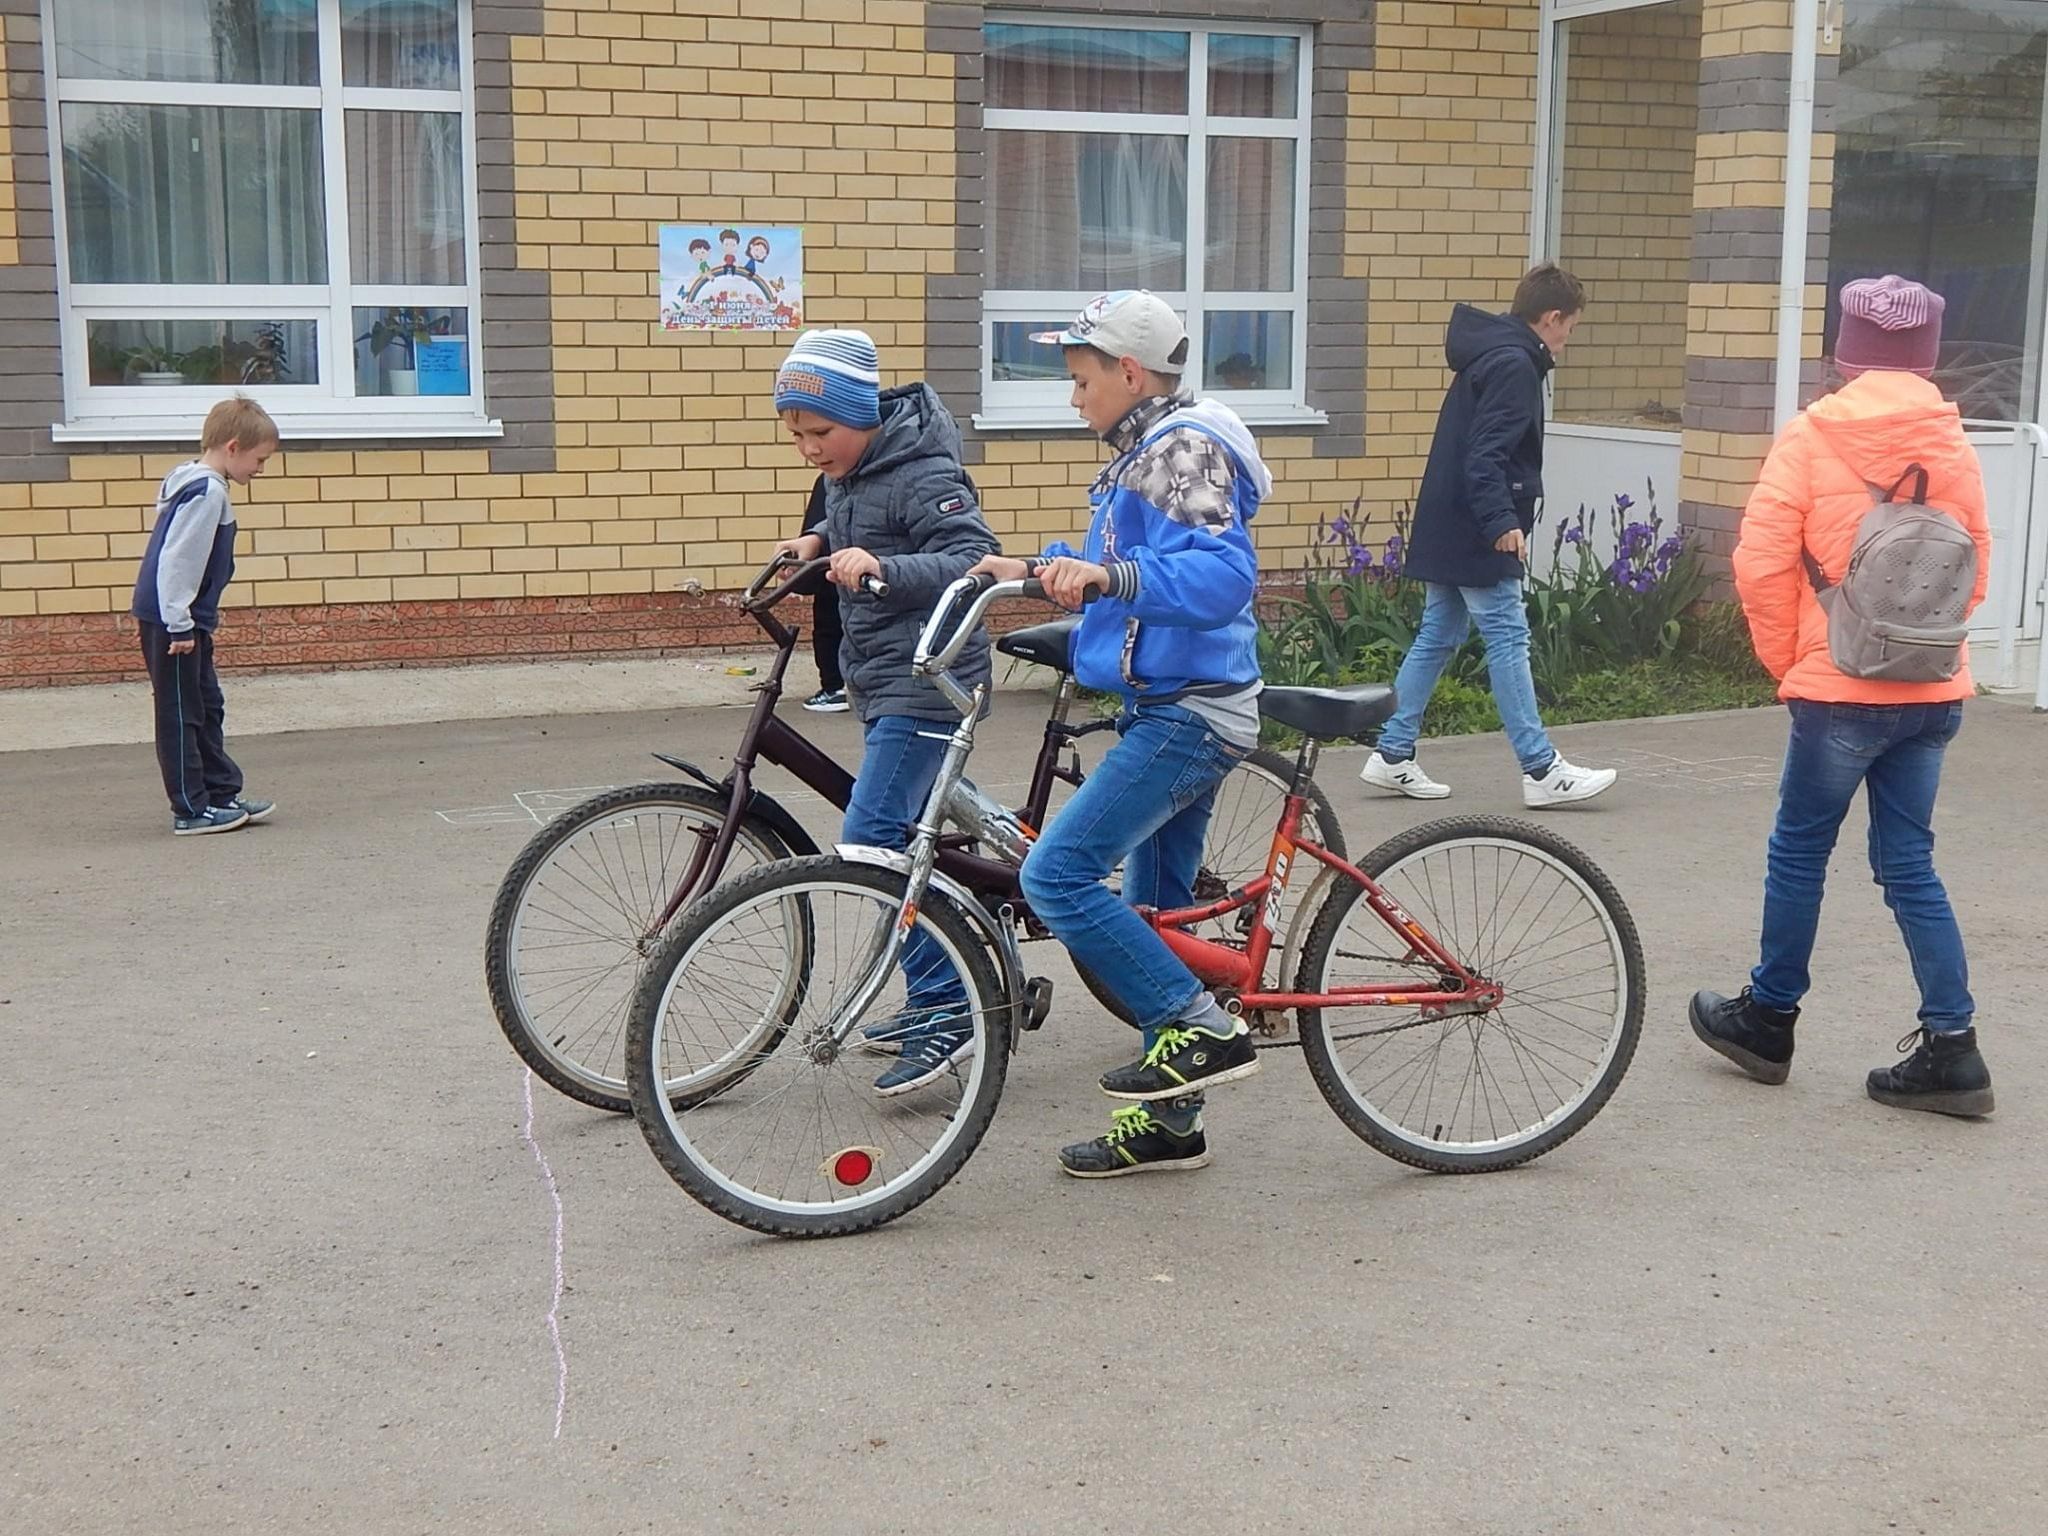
left=3, top=692, right=2042, bottom=1534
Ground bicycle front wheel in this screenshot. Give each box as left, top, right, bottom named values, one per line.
left=485, top=782, right=793, bottom=1113
left=627, top=856, right=1011, bottom=1237
left=1295, top=816, right=1643, bottom=1173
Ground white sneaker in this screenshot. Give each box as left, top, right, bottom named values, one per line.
left=1360, top=752, right=1452, bottom=800
left=1522, top=755, right=1618, bottom=808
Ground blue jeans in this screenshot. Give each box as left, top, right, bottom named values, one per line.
left=845, top=715, right=966, bottom=1015
left=1753, top=699, right=1973, bottom=1032
left=1379, top=578, right=1556, bottom=777
left=1020, top=704, right=1245, bottom=1040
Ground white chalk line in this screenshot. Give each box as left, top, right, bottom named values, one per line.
left=519, top=1068, right=569, bottom=1441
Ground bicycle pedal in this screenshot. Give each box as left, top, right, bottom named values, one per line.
left=1022, top=976, right=1055, bottom=1031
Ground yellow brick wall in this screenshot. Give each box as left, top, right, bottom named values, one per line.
left=1552, top=0, right=1698, bottom=427
left=4, top=0, right=1555, bottom=624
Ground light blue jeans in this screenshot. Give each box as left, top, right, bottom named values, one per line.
left=1379, top=578, right=1556, bottom=777
left=1019, top=704, right=1245, bottom=1039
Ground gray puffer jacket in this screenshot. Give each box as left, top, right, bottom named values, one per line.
left=819, top=383, right=997, bottom=723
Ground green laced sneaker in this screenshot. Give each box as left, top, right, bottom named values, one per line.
left=1058, top=1105, right=1211, bottom=1179
left=1098, top=1022, right=1259, bottom=1102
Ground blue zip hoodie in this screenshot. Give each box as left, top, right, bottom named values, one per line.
left=131, top=463, right=236, bottom=634
left=1041, top=394, right=1271, bottom=704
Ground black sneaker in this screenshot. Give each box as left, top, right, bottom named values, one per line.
left=1867, top=1028, right=1995, bottom=1118
left=1689, top=988, right=1798, bottom=1085
left=1099, top=1023, right=1259, bottom=1102
left=1058, top=1105, right=1210, bottom=1178
left=803, top=688, right=850, bottom=713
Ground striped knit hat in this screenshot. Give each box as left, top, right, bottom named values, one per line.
left=774, top=329, right=882, bottom=428
left=1837, top=275, right=1944, bottom=378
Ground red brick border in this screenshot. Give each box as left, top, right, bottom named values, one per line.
left=0, top=584, right=1317, bottom=690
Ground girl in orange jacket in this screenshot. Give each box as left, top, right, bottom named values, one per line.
left=1691, top=275, right=1995, bottom=1118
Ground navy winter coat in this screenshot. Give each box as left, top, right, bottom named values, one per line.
left=1404, top=305, right=1555, bottom=589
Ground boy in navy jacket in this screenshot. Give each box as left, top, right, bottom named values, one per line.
left=133, top=397, right=279, bottom=835
left=973, top=291, right=1271, bottom=1178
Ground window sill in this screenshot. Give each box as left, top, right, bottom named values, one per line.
left=51, top=415, right=505, bottom=445
left=971, top=404, right=1330, bottom=435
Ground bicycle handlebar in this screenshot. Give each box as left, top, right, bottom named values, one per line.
left=913, top=573, right=1097, bottom=677
left=737, top=550, right=888, bottom=612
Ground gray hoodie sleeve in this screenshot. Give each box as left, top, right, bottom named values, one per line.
left=156, top=479, right=228, bottom=634
left=876, top=470, right=998, bottom=607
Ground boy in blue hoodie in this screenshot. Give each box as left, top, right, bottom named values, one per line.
left=133, top=396, right=279, bottom=836
left=971, top=291, right=1272, bottom=1177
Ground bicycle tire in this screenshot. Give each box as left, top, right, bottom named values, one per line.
left=1071, top=746, right=1347, bottom=1024
left=1294, top=815, right=1643, bottom=1173
left=627, top=856, right=1011, bottom=1238
left=485, top=781, right=794, bottom=1113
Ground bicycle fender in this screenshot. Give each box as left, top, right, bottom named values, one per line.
left=653, top=752, right=822, bottom=858
left=1280, top=864, right=1342, bottom=991
left=832, top=845, right=1027, bottom=1040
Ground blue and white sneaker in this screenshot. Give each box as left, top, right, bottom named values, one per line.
left=217, top=795, right=275, bottom=825
left=859, top=1000, right=969, bottom=1056
left=872, top=1016, right=975, bottom=1097
left=173, top=805, right=250, bottom=837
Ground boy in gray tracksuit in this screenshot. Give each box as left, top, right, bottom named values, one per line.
left=131, top=397, right=281, bottom=836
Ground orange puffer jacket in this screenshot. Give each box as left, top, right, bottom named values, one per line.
left=1733, top=371, right=1992, bottom=704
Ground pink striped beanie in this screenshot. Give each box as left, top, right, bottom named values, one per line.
left=1836, top=275, right=1945, bottom=377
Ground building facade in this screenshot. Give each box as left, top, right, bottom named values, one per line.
left=1, top=0, right=2043, bottom=697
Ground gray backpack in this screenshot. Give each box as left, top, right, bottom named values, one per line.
left=1803, top=464, right=1977, bottom=683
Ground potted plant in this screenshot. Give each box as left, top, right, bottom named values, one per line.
left=125, top=342, right=187, bottom=386
left=357, top=308, right=435, bottom=395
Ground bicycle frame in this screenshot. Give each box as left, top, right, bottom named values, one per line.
left=1147, top=763, right=1502, bottom=1014
left=643, top=554, right=1104, bottom=935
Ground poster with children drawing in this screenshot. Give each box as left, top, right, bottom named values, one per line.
left=660, top=225, right=804, bottom=332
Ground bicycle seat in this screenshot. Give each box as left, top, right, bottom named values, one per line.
left=995, top=617, right=1078, bottom=674
left=1257, top=683, right=1397, bottom=741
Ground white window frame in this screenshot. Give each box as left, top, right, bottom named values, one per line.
left=41, top=0, right=496, bottom=442
left=976, top=14, right=1320, bottom=431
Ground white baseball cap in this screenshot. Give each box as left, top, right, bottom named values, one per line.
left=1032, top=291, right=1189, bottom=375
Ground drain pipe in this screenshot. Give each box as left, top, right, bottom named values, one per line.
left=1773, top=0, right=1822, bottom=433
left=1991, top=420, right=2044, bottom=694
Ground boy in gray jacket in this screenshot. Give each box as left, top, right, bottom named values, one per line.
left=771, top=330, right=998, bottom=1096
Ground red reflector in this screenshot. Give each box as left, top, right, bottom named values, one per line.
left=832, top=1149, right=875, bottom=1187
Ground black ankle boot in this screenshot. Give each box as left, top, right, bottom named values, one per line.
left=1867, top=1028, right=1995, bottom=1118
left=1689, top=987, right=1798, bottom=1085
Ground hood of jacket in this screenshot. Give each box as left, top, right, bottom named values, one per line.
left=1444, top=303, right=1552, bottom=379
left=846, top=382, right=963, bottom=484
left=1145, top=397, right=1276, bottom=507
left=1804, top=371, right=1974, bottom=493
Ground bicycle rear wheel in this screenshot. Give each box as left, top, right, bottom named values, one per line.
left=1294, top=815, right=1643, bottom=1173
left=485, top=782, right=793, bottom=1113
left=626, top=856, right=1011, bottom=1237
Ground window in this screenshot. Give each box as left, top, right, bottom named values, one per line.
left=45, top=0, right=487, bottom=439
left=1827, top=0, right=2048, bottom=423
left=980, top=18, right=1314, bottom=425
left=1549, top=0, right=1699, bottom=430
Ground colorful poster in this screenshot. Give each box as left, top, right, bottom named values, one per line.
left=659, top=225, right=804, bottom=332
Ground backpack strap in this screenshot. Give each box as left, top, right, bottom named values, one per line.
left=1880, top=463, right=1930, bottom=505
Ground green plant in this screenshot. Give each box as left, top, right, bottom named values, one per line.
left=124, top=341, right=186, bottom=375
left=357, top=308, right=436, bottom=368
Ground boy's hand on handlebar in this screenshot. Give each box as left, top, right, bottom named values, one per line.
left=776, top=533, right=825, bottom=562
left=828, top=547, right=883, bottom=590
left=968, top=555, right=1031, bottom=583
left=1040, top=556, right=1111, bottom=611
